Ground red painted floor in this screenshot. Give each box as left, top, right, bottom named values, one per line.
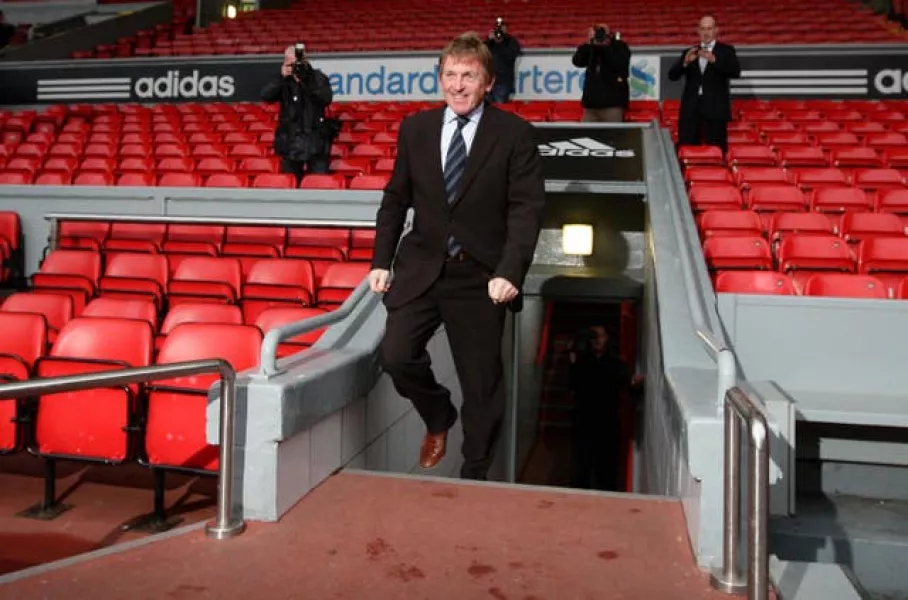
left=0, top=454, right=216, bottom=576
left=0, top=471, right=732, bottom=600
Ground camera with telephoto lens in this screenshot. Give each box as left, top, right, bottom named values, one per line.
left=593, top=26, right=609, bottom=44
left=292, top=42, right=311, bottom=79
left=494, top=17, right=505, bottom=40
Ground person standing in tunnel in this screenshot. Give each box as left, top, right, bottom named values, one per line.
left=567, top=324, right=642, bottom=491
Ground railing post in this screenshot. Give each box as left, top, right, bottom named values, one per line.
left=716, top=348, right=736, bottom=413
left=710, top=390, right=747, bottom=596
left=205, top=372, right=246, bottom=540
left=711, top=387, right=771, bottom=600
left=749, top=415, right=770, bottom=600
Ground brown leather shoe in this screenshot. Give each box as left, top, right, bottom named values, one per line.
left=419, top=431, right=448, bottom=469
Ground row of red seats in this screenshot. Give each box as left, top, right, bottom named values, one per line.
left=715, top=271, right=908, bottom=299
left=95, top=0, right=898, bottom=58
left=704, top=234, right=908, bottom=297
left=682, top=145, right=908, bottom=172
left=0, top=169, right=389, bottom=189
left=0, top=314, right=255, bottom=522
left=1, top=293, right=326, bottom=357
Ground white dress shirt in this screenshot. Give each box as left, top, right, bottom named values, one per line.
left=441, top=103, right=483, bottom=171
left=698, top=40, right=716, bottom=96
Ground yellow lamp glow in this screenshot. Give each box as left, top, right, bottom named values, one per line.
left=562, top=224, right=593, bottom=256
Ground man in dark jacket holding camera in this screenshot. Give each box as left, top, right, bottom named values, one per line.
left=484, top=18, right=522, bottom=103
left=261, top=44, right=335, bottom=185
left=571, top=25, right=631, bottom=122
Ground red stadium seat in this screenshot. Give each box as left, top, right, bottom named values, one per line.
left=98, top=253, right=169, bottom=309
left=698, top=210, right=763, bottom=239
left=31, top=250, right=102, bottom=315
left=803, top=273, right=888, bottom=299
left=145, top=323, right=262, bottom=473
left=82, top=297, right=158, bottom=330
left=702, top=236, right=773, bottom=272
left=167, top=256, right=243, bottom=305
left=777, top=234, right=855, bottom=292
left=0, top=312, right=47, bottom=454
left=315, top=262, right=370, bottom=307
left=714, top=271, right=796, bottom=295
left=240, top=258, right=315, bottom=323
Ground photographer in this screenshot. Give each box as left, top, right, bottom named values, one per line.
left=567, top=325, right=642, bottom=491
left=484, top=18, right=522, bottom=103
left=667, top=15, right=740, bottom=153
left=571, top=24, right=631, bottom=122
left=261, top=44, right=335, bottom=185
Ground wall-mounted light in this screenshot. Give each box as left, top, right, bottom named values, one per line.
left=562, top=223, right=593, bottom=256
left=225, top=4, right=237, bottom=19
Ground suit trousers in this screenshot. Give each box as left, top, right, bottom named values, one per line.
left=677, top=96, right=729, bottom=153
left=379, top=255, right=508, bottom=480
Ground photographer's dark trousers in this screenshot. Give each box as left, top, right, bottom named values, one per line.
left=678, top=98, right=729, bottom=154
left=488, top=82, right=515, bottom=104
left=582, top=107, right=625, bottom=122
left=281, top=155, right=329, bottom=186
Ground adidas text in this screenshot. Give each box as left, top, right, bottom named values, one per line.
left=538, top=146, right=636, bottom=158
left=134, top=70, right=236, bottom=99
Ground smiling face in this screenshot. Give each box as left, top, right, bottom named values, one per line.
left=439, top=54, right=493, bottom=115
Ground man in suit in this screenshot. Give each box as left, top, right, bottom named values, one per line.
left=368, top=32, right=546, bottom=481
left=667, top=15, right=741, bottom=153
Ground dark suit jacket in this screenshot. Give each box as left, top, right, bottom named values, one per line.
left=571, top=40, right=632, bottom=110
left=667, top=41, right=741, bottom=122
left=371, top=104, right=546, bottom=309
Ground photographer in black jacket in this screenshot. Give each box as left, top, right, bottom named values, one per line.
left=261, top=43, right=335, bottom=185
left=484, top=17, right=522, bottom=103
left=571, top=25, right=631, bottom=122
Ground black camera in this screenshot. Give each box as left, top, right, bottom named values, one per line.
left=292, top=42, right=311, bottom=79
left=494, top=17, right=505, bottom=40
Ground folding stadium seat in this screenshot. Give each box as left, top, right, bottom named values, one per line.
left=688, top=185, right=743, bottom=212
left=31, top=249, right=102, bottom=315
left=205, top=172, right=248, bottom=188
left=815, top=132, right=859, bottom=150
left=58, top=220, right=110, bottom=251
left=851, top=168, right=906, bottom=199
left=1, top=291, right=74, bottom=345
left=162, top=224, right=224, bottom=273
left=702, top=236, right=773, bottom=274
left=144, top=322, right=261, bottom=480
left=857, top=237, right=908, bottom=297
left=330, top=158, right=372, bottom=177
left=220, top=226, right=285, bottom=274
left=777, top=235, right=856, bottom=292
left=82, top=296, right=158, bottom=330
left=793, top=168, right=849, bottom=197
left=156, top=303, right=243, bottom=351
left=0, top=211, right=21, bottom=281
left=301, top=173, right=346, bottom=189
left=778, top=147, right=828, bottom=169
left=252, top=173, right=295, bottom=188
left=678, top=146, right=724, bottom=167
left=72, top=170, right=114, bottom=186
left=158, top=172, right=201, bottom=187
left=240, top=258, right=315, bottom=323
left=284, top=227, right=349, bottom=284
left=830, top=147, right=883, bottom=172
left=372, top=158, right=395, bottom=174
left=116, top=172, right=156, bottom=186
left=167, top=256, right=242, bottom=307
left=0, top=312, right=47, bottom=454
left=240, top=157, right=279, bottom=175
left=727, top=146, right=776, bottom=168
left=865, top=132, right=908, bottom=150
left=254, top=306, right=328, bottom=358
left=733, top=168, right=789, bottom=198
left=27, top=317, right=154, bottom=513
left=349, top=174, right=389, bottom=190
left=840, top=212, right=906, bottom=245
left=315, top=262, right=370, bottom=308
left=884, top=148, right=908, bottom=171
left=104, top=222, right=167, bottom=255
left=349, top=229, right=375, bottom=261
left=810, top=187, right=875, bottom=232
left=0, top=171, right=34, bottom=185
left=714, top=271, right=796, bottom=296
left=697, top=210, right=763, bottom=239
left=803, top=273, right=888, bottom=300
left=685, top=166, right=733, bottom=187
left=765, top=132, right=811, bottom=149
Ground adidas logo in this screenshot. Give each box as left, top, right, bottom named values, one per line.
left=537, top=137, right=635, bottom=158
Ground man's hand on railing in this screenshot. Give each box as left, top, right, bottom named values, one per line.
left=368, top=269, right=390, bottom=293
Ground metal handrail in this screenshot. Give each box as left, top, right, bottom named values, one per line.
left=655, top=125, right=737, bottom=410
left=258, top=279, right=372, bottom=377
left=0, top=359, right=245, bottom=540
left=710, top=387, right=770, bottom=600
left=44, top=213, right=377, bottom=228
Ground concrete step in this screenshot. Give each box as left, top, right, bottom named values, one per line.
left=771, top=493, right=908, bottom=599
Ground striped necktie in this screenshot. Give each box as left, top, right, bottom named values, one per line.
left=444, top=115, right=470, bottom=256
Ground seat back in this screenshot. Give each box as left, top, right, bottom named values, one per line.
left=803, top=273, right=889, bottom=299
left=714, top=271, right=796, bottom=295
